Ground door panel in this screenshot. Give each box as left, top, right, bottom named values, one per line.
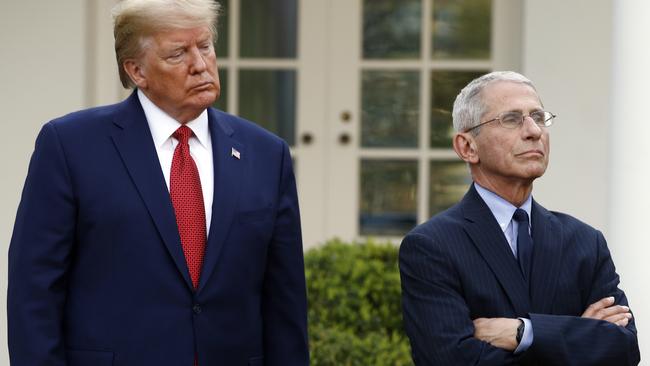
left=195, top=0, right=520, bottom=246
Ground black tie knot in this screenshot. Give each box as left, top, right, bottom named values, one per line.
left=173, top=125, right=193, bottom=145
left=513, top=208, right=529, bottom=223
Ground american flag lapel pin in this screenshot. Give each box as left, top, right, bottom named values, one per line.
left=231, top=147, right=241, bottom=160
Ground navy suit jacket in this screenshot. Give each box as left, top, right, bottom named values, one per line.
left=8, top=92, right=309, bottom=366
left=399, top=184, right=640, bottom=365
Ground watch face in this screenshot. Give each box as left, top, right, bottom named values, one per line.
left=516, top=320, right=525, bottom=343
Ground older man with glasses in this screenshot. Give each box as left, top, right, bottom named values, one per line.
left=399, top=71, right=640, bottom=365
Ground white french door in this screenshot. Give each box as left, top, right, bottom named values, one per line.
left=210, top=0, right=522, bottom=247
left=319, top=0, right=523, bottom=245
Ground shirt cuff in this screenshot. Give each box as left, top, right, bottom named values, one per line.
left=514, top=318, right=533, bottom=354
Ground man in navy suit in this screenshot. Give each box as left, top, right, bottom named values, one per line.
left=7, top=1, right=308, bottom=365
left=399, top=71, right=640, bottom=365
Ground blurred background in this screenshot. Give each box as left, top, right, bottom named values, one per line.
left=1, top=0, right=648, bottom=363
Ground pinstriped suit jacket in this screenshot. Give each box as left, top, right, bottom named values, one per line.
left=399, top=184, right=640, bottom=365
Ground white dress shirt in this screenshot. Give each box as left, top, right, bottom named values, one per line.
left=474, top=183, right=532, bottom=257
left=138, top=89, right=214, bottom=233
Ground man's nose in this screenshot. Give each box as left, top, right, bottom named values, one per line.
left=188, top=47, right=208, bottom=74
left=522, top=115, right=543, bottom=138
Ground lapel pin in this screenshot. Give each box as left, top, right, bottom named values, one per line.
left=231, top=147, right=241, bottom=160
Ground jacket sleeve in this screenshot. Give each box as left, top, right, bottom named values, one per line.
left=7, top=122, right=75, bottom=366
left=399, top=232, right=522, bottom=365
left=261, top=141, right=310, bottom=366
left=523, top=231, right=640, bottom=365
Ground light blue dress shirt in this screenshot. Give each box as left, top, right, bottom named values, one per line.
left=474, top=183, right=534, bottom=354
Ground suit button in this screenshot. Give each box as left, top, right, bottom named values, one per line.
left=193, top=304, right=202, bottom=314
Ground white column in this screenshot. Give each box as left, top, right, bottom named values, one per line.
left=610, top=0, right=650, bottom=359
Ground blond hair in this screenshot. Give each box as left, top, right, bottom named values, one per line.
left=112, top=0, right=221, bottom=88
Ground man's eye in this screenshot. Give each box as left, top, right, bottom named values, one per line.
left=501, top=113, right=521, bottom=125
left=167, top=52, right=183, bottom=60
left=530, top=111, right=545, bottom=123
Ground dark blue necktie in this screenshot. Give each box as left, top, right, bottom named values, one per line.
left=513, top=208, right=533, bottom=281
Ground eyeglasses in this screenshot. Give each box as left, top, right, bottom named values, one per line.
left=464, top=110, right=557, bottom=133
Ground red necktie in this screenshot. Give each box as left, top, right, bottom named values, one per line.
left=170, top=125, right=206, bottom=290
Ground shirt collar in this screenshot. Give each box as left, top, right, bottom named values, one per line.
left=138, top=89, right=209, bottom=148
left=474, top=182, right=532, bottom=231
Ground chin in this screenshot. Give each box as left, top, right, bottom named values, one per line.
left=525, top=168, right=546, bottom=179
left=192, top=93, right=218, bottom=109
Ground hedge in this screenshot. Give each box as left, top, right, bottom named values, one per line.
left=305, top=239, right=413, bottom=366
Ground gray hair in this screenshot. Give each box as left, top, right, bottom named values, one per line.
left=112, top=0, right=221, bottom=88
left=452, top=71, right=538, bottom=134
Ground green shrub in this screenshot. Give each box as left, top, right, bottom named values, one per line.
left=305, top=238, right=413, bottom=366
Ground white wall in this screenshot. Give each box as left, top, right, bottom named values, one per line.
left=523, top=0, right=612, bottom=234
left=0, top=1, right=86, bottom=364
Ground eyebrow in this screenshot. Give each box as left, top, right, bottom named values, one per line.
left=502, top=107, right=544, bottom=114
left=163, top=36, right=212, bottom=49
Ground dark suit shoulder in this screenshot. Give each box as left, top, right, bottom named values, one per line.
left=545, top=209, right=604, bottom=244
left=406, top=202, right=466, bottom=242
left=48, top=102, right=123, bottom=130
left=31, top=101, right=132, bottom=157
left=548, top=210, right=596, bottom=230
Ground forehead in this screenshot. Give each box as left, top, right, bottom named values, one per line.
left=151, top=26, right=213, bottom=45
left=482, top=81, right=542, bottom=112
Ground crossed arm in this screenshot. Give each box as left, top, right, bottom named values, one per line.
left=473, top=296, right=633, bottom=351
left=474, top=231, right=640, bottom=365
left=399, top=231, right=640, bottom=365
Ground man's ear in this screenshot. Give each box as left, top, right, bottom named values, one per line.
left=123, top=59, right=148, bottom=89
left=453, top=132, right=480, bottom=164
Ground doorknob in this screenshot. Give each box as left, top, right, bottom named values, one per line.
left=340, top=111, right=352, bottom=122
left=338, top=133, right=351, bottom=145
left=301, top=132, right=314, bottom=145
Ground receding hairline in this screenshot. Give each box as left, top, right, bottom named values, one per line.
left=478, top=80, right=542, bottom=114
left=451, top=71, right=542, bottom=133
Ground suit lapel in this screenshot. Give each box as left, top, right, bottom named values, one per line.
left=461, top=185, right=531, bottom=315
left=197, top=110, right=245, bottom=292
left=528, top=200, right=563, bottom=313
left=110, top=92, right=193, bottom=289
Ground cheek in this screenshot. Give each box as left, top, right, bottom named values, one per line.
left=208, top=62, right=219, bottom=79
left=544, top=136, right=551, bottom=155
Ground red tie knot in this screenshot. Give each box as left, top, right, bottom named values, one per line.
left=173, top=125, right=193, bottom=145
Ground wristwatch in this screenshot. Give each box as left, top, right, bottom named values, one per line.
left=516, top=319, right=525, bottom=344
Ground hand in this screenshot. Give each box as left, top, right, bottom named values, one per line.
left=473, top=317, right=521, bottom=351
left=582, top=296, right=632, bottom=327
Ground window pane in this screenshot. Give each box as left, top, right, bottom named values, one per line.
left=431, top=0, right=492, bottom=59
left=360, top=160, right=417, bottom=236
left=363, top=0, right=422, bottom=59
left=240, top=0, right=297, bottom=58
left=429, top=161, right=471, bottom=216
left=215, top=0, right=229, bottom=58
left=362, top=71, right=420, bottom=148
left=238, top=69, right=296, bottom=146
left=430, top=70, right=485, bottom=148
left=212, top=68, right=228, bottom=111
